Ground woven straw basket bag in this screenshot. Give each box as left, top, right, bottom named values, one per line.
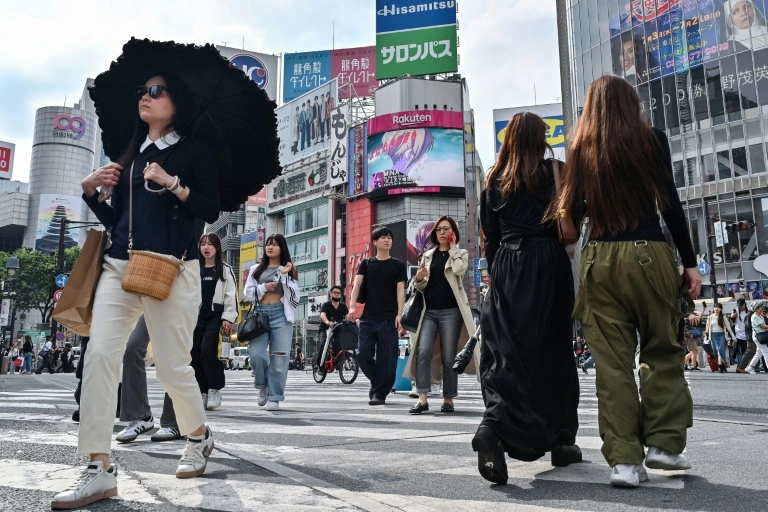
left=122, top=250, right=184, bottom=301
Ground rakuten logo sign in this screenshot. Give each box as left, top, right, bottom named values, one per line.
left=391, top=113, right=431, bottom=126
left=53, top=114, right=86, bottom=139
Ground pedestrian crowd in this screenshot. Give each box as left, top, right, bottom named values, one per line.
left=33, top=71, right=728, bottom=510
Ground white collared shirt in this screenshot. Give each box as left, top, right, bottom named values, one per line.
left=140, top=131, right=181, bottom=153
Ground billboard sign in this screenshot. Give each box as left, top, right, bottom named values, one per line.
left=35, top=194, right=80, bottom=253
left=329, top=102, right=350, bottom=187
left=349, top=122, right=368, bottom=196
left=331, top=46, right=378, bottom=98
left=239, top=231, right=259, bottom=306
left=406, top=219, right=436, bottom=276
left=376, top=0, right=458, bottom=33
left=283, top=50, right=332, bottom=103
left=375, top=0, right=458, bottom=80
left=493, top=104, right=565, bottom=159
left=0, top=140, right=15, bottom=180
left=376, top=24, right=458, bottom=79
left=275, top=79, right=338, bottom=167
left=267, top=158, right=329, bottom=210
left=368, top=109, right=463, bottom=135
left=53, top=114, right=86, bottom=140
left=217, top=46, right=280, bottom=101
left=247, top=187, right=268, bottom=206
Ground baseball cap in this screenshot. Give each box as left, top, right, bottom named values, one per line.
left=737, top=298, right=746, bottom=306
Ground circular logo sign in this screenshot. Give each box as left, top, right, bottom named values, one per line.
left=54, top=289, right=64, bottom=302
left=229, top=54, right=269, bottom=90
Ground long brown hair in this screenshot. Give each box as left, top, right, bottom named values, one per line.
left=549, top=75, right=669, bottom=238
left=485, top=112, right=552, bottom=196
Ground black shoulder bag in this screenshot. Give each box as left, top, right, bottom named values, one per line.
left=237, top=301, right=271, bottom=342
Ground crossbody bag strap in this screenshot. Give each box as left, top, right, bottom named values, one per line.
left=128, top=161, right=136, bottom=251
left=551, top=159, right=562, bottom=194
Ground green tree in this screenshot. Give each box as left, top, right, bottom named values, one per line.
left=7, top=246, right=81, bottom=324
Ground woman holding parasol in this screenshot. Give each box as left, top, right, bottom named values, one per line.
left=52, top=39, right=280, bottom=510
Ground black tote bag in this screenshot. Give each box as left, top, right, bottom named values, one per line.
left=400, top=279, right=424, bottom=333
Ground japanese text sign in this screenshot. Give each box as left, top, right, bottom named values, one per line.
left=331, top=46, right=378, bottom=99
left=376, top=24, right=458, bottom=80
left=283, top=50, right=332, bottom=103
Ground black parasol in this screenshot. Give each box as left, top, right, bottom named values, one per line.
left=89, top=37, right=281, bottom=212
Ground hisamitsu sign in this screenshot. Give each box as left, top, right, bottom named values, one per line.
left=375, top=0, right=458, bottom=80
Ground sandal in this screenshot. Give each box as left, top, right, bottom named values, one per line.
left=440, top=403, right=454, bottom=413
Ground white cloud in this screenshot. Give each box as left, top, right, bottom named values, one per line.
left=0, top=0, right=560, bottom=182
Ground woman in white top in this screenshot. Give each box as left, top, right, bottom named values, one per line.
left=7, top=342, right=20, bottom=375
left=705, top=303, right=736, bottom=373
left=244, top=234, right=300, bottom=411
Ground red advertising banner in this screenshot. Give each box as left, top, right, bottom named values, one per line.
left=331, top=46, right=378, bottom=99
left=0, top=141, right=15, bottom=179
left=367, top=110, right=463, bottom=135
left=345, top=197, right=374, bottom=311
left=247, top=187, right=268, bottom=206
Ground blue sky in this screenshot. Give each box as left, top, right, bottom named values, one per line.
left=0, top=0, right=560, bottom=182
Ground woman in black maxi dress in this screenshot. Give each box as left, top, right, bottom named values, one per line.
left=472, top=112, right=581, bottom=485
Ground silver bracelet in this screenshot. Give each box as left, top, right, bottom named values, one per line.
left=167, top=176, right=181, bottom=191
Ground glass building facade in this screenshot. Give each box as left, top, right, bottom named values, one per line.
left=564, top=0, right=768, bottom=300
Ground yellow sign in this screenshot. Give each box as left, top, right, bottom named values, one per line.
left=495, top=115, right=565, bottom=151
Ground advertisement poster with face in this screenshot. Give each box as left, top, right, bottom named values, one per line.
left=406, top=220, right=436, bottom=277
left=35, top=195, right=80, bottom=253
left=747, top=280, right=763, bottom=299
left=366, top=128, right=464, bottom=194
left=275, top=79, right=338, bottom=167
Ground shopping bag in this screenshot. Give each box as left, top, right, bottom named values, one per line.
left=52, top=229, right=106, bottom=336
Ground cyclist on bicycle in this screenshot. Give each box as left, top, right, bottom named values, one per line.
left=315, top=286, right=349, bottom=368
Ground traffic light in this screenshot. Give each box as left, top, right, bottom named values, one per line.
left=726, top=221, right=754, bottom=233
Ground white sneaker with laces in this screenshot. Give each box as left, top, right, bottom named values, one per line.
left=645, top=446, right=691, bottom=470
left=408, top=385, right=419, bottom=399
left=201, top=392, right=208, bottom=410
left=176, top=427, right=214, bottom=479
left=116, top=418, right=154, bottom=443
left=151, top=427, right=184, bottom=442
left=610, top=464, right=648, bottom=488
left=266, top=401, right=279, bottom=411
left=207, top=389, right=222, bottom=410
left=746, top=366, right=757, bottom=374
left=429, top=384, right=441, bottom=397
left=51, top=461, right=117, bottom=509
left=257, top=388, right=268, bottom=407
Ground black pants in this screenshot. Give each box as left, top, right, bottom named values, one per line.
left=191, top=311, right=225, bottom=393
left=739, top=339, right=757, bottom=370
left=356, top=319, right=399, bottom=400
left=36, top=354, right=55, bottom=374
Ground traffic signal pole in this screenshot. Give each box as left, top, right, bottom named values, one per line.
left=50, top=217, right=66, bottom=338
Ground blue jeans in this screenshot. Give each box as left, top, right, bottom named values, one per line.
left=22, top=353, right=32, bottom=373
left=711, top=331, right=728, bottom=363
left=357, top=318, right=399, bottom=399
left=248, top=303, right=293, bottom=402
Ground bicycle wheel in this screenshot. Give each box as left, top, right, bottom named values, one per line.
left=313, top=363, right=327, bottom=383
left=339, top=352, right=359, bottom=384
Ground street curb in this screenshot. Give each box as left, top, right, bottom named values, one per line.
left=216, top=442, right=403, bottom=512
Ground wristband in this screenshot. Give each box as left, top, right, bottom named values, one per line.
left=170, top=184, right=185, bottom=196
left=167, top=176, right=181, bottom=192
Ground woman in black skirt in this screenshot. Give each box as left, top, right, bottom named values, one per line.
left=473, top=112, right=582, bottom=485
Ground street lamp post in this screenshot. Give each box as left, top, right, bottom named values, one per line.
left=5, top=256, right=19, bottom=342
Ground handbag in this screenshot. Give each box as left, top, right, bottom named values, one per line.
left=14, top=358, right=22, bottom=368
left=552, top=160, right=579, bottom=246
left=52, top=228, right=107, bottom=336
left=756, top=331, right=768, bottom=345
left=237, top=301, right=271, bottom=342
left=120, top=161, right=186, bottom=301
left=400, top=278, right=424, bottom=333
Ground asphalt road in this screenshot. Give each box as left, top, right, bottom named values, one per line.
left=0, top=362, right=766, bottom=511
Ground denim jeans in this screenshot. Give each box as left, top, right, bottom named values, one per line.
left=248, top=303, right=293, bottom=402
left=711, top=331, right=728, bottom=363
left=357, top=318, right=399, bottom=400
left=415, top=308, right=461, bottom=397
left=22, top=353, right=32, bottom=373
left=120, top=315, right=178, bottom=428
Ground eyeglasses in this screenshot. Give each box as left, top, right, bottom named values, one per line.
left=435, top=227, right=453, bottom=233
left=135, top=84, right=169, bottom=100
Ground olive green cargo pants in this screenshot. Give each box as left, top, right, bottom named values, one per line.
left=574, top=241, right=693, bottom=466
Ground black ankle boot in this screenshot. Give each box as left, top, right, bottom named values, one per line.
left=551, top=444, right=583, bottom=467
left=472, top=425, right=508, bottom=485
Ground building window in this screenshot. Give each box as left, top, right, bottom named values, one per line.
left=285, top=203, right=329, bottom=235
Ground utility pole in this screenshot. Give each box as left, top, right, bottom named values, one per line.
left=50, top=217, right=66, bottom=337
left=704, top=201, right=718, bottom=305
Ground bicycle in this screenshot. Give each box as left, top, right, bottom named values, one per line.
left=312, top=321, right=359, bottom=384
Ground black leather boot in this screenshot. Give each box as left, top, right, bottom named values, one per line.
left=551, top=444, right=583, bottom=467
left=472, top=425, right=508, bottom=485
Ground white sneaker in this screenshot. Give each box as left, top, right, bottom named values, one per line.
left=207, top=389, right=222, bottom=410
left=266, top=401, right=279, bottom=411
left=151, top=427, right=184, bottom=442
left=408, top=386, right=419, bottom=399
left=115, top=418, right=154, bottom=443
left=257, top=388, right=268, bottom=407
left=610, top=464, right=648, bottom=488
left=176, top=427, right=214, bottom=479
left=201, top=392, right=208, bottom=410
left=429, top=384, right=441, bottom=397
left=51, top=461, right=118, bottom=509
left=645, top=446, right=691, bottom=470
left=746, top=366, right=757, bottom=374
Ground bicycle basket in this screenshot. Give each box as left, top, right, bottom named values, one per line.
left=332, top=321, right=359, bottom=350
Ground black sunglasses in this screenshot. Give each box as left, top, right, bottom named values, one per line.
left=135, top=84, right=169, bottom=100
